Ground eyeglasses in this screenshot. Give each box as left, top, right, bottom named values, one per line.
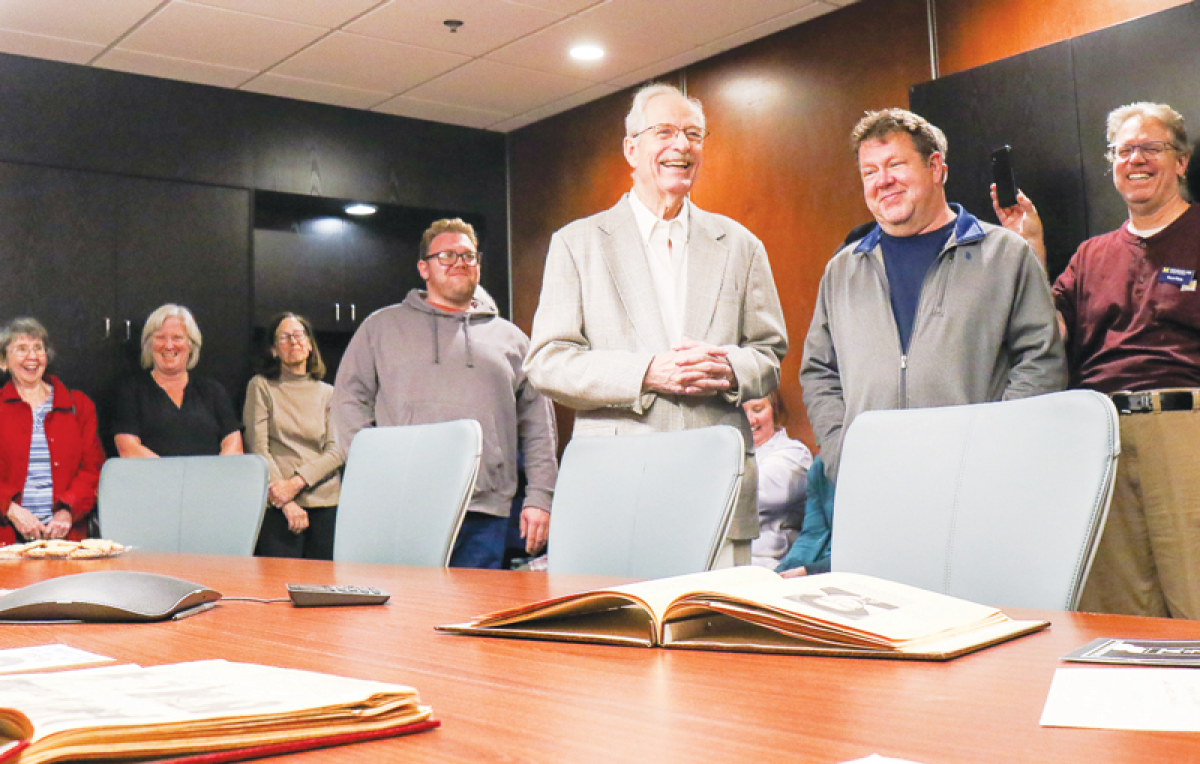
left=276, top=330, right=308, bottom=345
left=7, top=343, right=46, bottom=358
left=631, top=123, right=710, bottom=146
left=424, top=250, right=480, bottom=266
left=1106, top=141, right=1179, bottom=161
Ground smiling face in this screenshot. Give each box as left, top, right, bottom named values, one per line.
left=151, top=316, right=191, bottom=376
left=1, top=335, right=48, bottom=388
left=742, top=397, right=776, bottom=449
left=624, top=93, right=704, bottom=217
left=272, top=316, right=311, bottom=374
left=859, top=132, right=949, bottom=236
left=1110, top=115, right=1189, bottom=218
left=418, top=232, right=480, bottom=310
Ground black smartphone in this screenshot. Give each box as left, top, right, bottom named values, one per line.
left=991, top=145, right=1019, bottom=208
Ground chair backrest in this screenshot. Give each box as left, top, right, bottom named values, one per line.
left=831, top=389, right=1120, bottom=610
left=98, top=454, right=270, bottom=556
left=333, top=419, right=482, bottom=566
left=548, top=425, right=745, bottom=578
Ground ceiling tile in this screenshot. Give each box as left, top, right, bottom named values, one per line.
left=582, top=0, right=823, bottom=48
left=242, top=72, right=390, bottom=109
left=0, top=0, right=161, bottom=45
left=491, top=82, right=620, bottom=131
left=116, top=2, right=327, bottom=71
left=404, top=59, right=595, bottom=115
left=486, top=13, right=694, bottom=82
left=184, top=0, right=384, bottom=28
left=271, top=31, right=469, bottom=94
left=95, top=48, right=257, bottom=88
left=503, top=0, right=603, bottom=12
left=0, top=29, right=104, bottom=65
left=373, top=96, right=511, bottom=130
left=348, top=0, right=563, bottom=57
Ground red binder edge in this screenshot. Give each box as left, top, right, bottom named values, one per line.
left=151, top=719, right=441, bottom=764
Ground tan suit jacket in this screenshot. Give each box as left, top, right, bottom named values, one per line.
left=524, top=194, right=788, bottom=538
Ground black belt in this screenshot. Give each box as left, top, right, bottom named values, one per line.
left=1110, top=389, right=1200, bottom=415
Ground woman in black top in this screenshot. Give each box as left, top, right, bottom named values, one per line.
left=113, top=304, right=242, bottom=457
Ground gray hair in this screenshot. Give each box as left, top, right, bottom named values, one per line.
left=140, top=304, right=202, bottom=370
left=851, top=108, right=948, bottom=163
left=625, top=83, right=705, bottom=138
left=0, top=316, right=55, bottom=366
left=1106, top=102, right=1191, bottom=160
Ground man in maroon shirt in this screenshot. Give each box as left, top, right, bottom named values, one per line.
left=998, top=102, right=1199, bottom=619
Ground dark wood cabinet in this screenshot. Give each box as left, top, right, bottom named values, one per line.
left=0, top=161, right=251, bottom=452
left=252, top=191, right=486, bottom=332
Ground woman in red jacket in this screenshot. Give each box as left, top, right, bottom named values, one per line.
left=0, top=317, right=105, bottom=544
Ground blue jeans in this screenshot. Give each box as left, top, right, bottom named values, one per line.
left=449, top=512, right=507, bottom=569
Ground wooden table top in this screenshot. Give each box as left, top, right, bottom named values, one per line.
left=1, top=554, right=1198, bottom=763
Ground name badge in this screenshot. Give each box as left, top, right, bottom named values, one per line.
left=1159, top=267, right=1196, bottom=289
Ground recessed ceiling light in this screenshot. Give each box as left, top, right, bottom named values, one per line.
left=345, top=203, right=377, bottom=216
left=570, top=45, right=604, bottom=61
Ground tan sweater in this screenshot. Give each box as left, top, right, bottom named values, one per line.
left=243, top=370, right=342, bottom=508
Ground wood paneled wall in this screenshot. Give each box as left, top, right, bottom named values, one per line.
left=508, top=0, right=931, bottom=449
left=507, top=0, right=1188, bottom=453
left=934, top=0, right=1190, bottom=76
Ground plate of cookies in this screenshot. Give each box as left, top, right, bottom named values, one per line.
left=0, top=539, right=129, bottom=560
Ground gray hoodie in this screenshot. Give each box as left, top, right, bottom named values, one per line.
left=332, top=289, right=557, bottom=516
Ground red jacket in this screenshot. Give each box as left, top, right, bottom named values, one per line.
left=0, top=376, right=105, bottom=544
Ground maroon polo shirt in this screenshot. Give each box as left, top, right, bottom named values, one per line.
left=1053, top=204, right=1200, bottom=394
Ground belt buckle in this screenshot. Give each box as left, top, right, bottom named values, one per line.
left=1127, top=391, right=1154, bottom=414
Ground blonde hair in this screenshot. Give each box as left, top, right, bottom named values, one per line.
left=420, top=218, right=478, bottom=259
left=140, top=304, right=202, bottom=370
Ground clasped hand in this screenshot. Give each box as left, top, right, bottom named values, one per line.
left=643, top=338, right=735, bottom=396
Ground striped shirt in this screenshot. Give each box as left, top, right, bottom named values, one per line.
left=22, top=391, right=55, bottom=524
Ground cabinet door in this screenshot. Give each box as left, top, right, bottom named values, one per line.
left=0, top=162, right=121, bottom=402
left=254, top=226, right=347, bottom=331
left=341, top=223, right=421, bottom=325
left=113, top=179, right=252, bottom=409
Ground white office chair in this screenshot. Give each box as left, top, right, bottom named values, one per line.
left=333, top=419, right=482, bottom=566
left=548, top=425, right=745, bottom=579
left=98, top=454, right=270, bottom=556
left=831, top=389, right=1120, bottom=610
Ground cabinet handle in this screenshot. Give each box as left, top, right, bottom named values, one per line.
left=104, top=318, right=111, bottom=339
left=125, top=320, right=131, bottom=341
left=351, top=303, right=356, bottom=322
left=335, top=303, right=341, bottom=322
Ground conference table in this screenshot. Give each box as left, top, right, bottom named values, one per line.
left=1, top=554, right=1198, bottom=763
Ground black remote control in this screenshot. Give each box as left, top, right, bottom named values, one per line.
left=286, top=584, right=391, bottom=607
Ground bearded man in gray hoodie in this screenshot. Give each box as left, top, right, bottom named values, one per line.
left=332, top=218, right=558, bottom=568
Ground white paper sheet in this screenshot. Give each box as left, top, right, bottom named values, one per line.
left=1041, top=667, right=1200, bottom=731
left=0, top=644, right=114, bottom=674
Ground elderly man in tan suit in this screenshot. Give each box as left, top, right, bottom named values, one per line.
left=524, top=83, right=788, bottom=563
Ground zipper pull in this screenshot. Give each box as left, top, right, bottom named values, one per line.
left=900, top=354, right=907, bottom=370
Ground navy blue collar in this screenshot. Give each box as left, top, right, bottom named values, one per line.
left=853, top=204, right=985, bottom=254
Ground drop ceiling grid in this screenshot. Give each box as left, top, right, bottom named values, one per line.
left=0, top=0, right=855, bottom=132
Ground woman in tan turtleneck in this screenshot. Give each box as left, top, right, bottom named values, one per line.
left=244, top=313, right=343, bottom=560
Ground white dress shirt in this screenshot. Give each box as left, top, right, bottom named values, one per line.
left=628, top=190, right=690, bottom=346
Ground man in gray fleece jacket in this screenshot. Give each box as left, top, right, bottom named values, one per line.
left=800, top=109, right=1066, bottom=483
left=332, top=218, right=558, bottom=568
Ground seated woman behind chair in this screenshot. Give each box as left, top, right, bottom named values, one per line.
left=113, top=304, right=242, bottom=458
left=742, top=392, right=812, bottom=569
left=0, top=317, right=105, bottom=543
left=244, top=313, right=343, bottom=560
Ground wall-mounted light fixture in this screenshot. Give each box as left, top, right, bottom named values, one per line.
left=344, top=203, right=377, bottom=216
